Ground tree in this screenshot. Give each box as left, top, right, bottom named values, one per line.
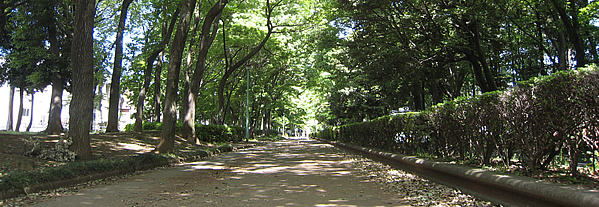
left=549, top=0, right=587, bottom=68
left=0, top=0, right=26, bottom=48
left=180, top=0, right=227, bottom=142
left=25, top=92, right=33, bottom=131
left=5, top=85, right=14, bottom=130
left=156, top=0, right=196, bottom=153
left=69, top=0, right=96, bottom=160
left=43, top=0, right=72, bottom=135
left=133, top=5, right=179, bottom=132
left=106, top=0, right=134, bottom=132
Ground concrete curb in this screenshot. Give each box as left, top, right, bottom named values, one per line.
left=0, top=143, right=256, bottom=200
left=321, top=139, right=599, bottom=207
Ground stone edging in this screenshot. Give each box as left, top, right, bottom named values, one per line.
left=320, top=139, right=599, bottom=207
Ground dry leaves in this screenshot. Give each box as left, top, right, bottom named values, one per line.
left=343, top=152, right=495, bottom=207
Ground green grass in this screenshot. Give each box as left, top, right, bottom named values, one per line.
left=0, top=130, right=41, bottom=135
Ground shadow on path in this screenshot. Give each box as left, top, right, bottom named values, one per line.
left=34, top=139, right=406, bottom=207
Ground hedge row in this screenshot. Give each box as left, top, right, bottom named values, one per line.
left=125, top=122, right=244, bottom=143
left=316, top=66, right=599, bottom=172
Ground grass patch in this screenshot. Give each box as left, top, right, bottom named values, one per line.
left=0, top=131, right=40, bottom=136
left=0, top=153, right=169, bottom=192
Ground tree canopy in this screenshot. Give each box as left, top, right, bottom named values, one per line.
left=0, top=0, right=597, bottom=155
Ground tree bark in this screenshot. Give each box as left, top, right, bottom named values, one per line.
left=153, top=53, right=163, bottom=122
left=156, top=0, right=197, bottom=153
left=6, top=84, right=14, bottom=131
left=134, top=8, right=179, bottom=132
left=15, top=87, right=23, bottom=132
left=69, top=0, right=96, bottom=160
left=45, top=17, right=64, bottom=135
left=182, top=0, right=227, bottom=142
left=470, top=18, right=497, bottom=92
left=106, top=0, right=133, bottom=132
left=411, top=80, right=425, bottom=111
left=589, top=36, right=599, bottom=65
left=464, top=50, right=491, bottom=92
left=549, top=0, right=586, bottom=68
left=26, top=92, right=34, bottom=132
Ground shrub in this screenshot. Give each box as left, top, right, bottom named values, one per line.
left=316, top=66, right=599, bottom=173
left=194, top=124, right=244, bottom=143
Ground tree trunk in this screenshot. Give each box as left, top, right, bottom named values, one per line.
left=153, top=52, right=163, bottom=122
left=156, top=0, right=197, bottom=153
left=15, top=88, right=24, bottom=132
left=182, top=0, right=227, bottom=143
left=217, top=27, right=272, bottom=124
left=179, top=4, right=201, bottom=141
left=550, top=0, right=586, bottom=68
left=26, top=92, right=34, bottom=132
left=69, top=0, right=96, bottom=161
left=134, top=8, right=179, bottom=132
left=46, top=19, right=65, bottom=135
left=465, top=51, right=492, bottom=93
left=589, top=36, right=599, bottom=65
left=411, top=80, right=425, bottom=111
left=6, top=84, right=14, bottom=131
left=470, top=18, right=497, bottom=92
left=106, top=0, right=133, bottom=132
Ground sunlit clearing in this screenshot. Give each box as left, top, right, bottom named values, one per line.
left=115, top=143, right=153, bottom=153
left=181, top=161, right=228, bottom=170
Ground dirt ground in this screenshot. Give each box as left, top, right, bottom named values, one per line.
left=25, top=139, right=408, bottom=206
left=0, top=131, right=211, bottom=177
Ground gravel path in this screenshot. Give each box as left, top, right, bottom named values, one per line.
left=29, top=139, right=407, bottom=206
left=4, top=139, right=492, bottom=206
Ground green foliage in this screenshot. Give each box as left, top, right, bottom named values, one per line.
left=316, top=67, right=599, bottom=173
left=195, top=125, right=244, bottom=143
left=124, top=122, right=163, bottom=132
left=124, top=122, right=244, bottom=143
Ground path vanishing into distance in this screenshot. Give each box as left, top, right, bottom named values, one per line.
left=32, top=139, right=407, bottom=207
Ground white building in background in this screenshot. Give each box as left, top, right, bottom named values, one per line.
left=0, top=83, right=135, bottom=132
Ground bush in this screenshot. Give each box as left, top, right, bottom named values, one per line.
left=316, top=66, right=599, bottom=173
left=124, top=122, right=163, bottom=132
left=195, top=124, right=243, bottom=143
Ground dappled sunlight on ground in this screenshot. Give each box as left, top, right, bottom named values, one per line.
left=182, top=140, right=356, bottom=177
left=28, top=139, right=406, bottom=207
left=169, top=140, right=405, bottom=206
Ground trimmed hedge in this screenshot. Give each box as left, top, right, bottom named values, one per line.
left=125, top=122, right=244, bottom=143
left=195, top=125, right=244, bottom=143
left=316, top=66, right=599, bottom=172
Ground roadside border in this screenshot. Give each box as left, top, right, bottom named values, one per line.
left=319, top=139, right=599, bottom=207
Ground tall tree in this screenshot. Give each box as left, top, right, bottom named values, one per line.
left=25, top=92, right=33, bottom=131
left=6, top=85, right=14, bottom=130
left=549, top=0, right=587, bottom=68
left=156, top=0, right=197, bottom=153
left=216, top=0, right=276, bottom=124
left=181, top=0, right=227, bottom=142
left=14, top=87, right=23, bottom=131
left=69, top=0, right=96, bottom=160
left=44, top=0, right=71, bottom=135
left=133, top=6, right=179, bottom=132
left=106, top=0, right=134, bottom=132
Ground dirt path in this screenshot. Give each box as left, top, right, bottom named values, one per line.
left=32, top=139, right=407, bottom=207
